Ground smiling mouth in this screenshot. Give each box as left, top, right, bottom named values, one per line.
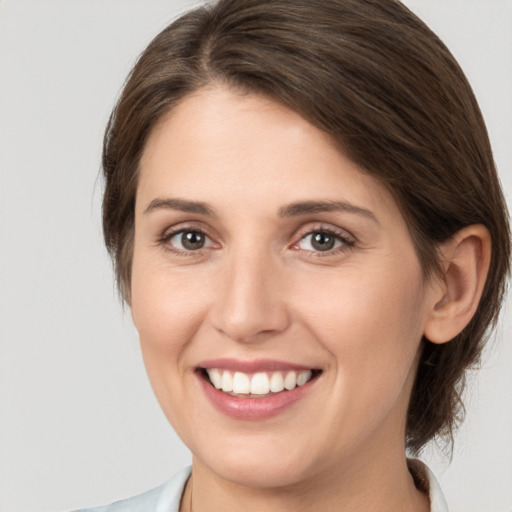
left=199, top=368, right=322, bottom=397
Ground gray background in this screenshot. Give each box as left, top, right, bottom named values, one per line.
left=0, top=1, right=511, bottom=511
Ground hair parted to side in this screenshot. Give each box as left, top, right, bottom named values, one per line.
left=102, top=0, right=510, bottom=454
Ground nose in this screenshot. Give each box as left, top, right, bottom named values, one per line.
left=210, top=247, right=291, bottom=343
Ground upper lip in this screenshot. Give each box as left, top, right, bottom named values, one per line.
left=197, top=358, right=319, bottom=373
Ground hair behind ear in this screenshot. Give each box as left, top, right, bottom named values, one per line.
left=408, top=225, right=498, bottom=454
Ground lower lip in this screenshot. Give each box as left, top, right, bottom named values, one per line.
left=197, top=372, right=318, bottom=420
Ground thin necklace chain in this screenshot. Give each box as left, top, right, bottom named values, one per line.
left=189, top=475, right=193, bottom=512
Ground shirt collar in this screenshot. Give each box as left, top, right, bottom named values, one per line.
left=408, top=458, right=449, bottom=512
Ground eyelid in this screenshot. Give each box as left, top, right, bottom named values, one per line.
left=293, top=222, right=356, bottom=243
left=157, top=222, right=220, bottom=255
left=290, top=223, right=356, bottom=254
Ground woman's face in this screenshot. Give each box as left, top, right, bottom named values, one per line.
left=132, top=86, right=439, bottom=488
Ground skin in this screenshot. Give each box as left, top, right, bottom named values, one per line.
left=131, top=86, right=445, bottom=511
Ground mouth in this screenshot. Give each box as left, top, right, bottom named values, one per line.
left=195, top=358, right=323, bottom=419
left=199, top=367, right=322, bottom=398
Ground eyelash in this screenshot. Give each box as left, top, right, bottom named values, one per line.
left=293, top=226, right=355, bottom=257
left=157, top=224, right=356, bottom=257
left=157, top=224, right=217, bottom=256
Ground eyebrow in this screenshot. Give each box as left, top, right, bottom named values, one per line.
left=143, top=197, right=377, bottom=223
left=143, top=197, right=217, bottom=216
left=278, top=200, right=378, bottom=223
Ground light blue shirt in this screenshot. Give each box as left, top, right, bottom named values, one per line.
left=73, top=467, right=191, bottom=512
left=74, top=460, right=449, bottom=512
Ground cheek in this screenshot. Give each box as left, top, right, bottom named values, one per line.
left=297, top=260, right=427, bottom=387
left=302, top=267, right=427, bottom=440
left=130, top=258, right=207, bottom=428
left=130, top=252, right=207, bottom=383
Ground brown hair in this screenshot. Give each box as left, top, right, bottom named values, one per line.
left=102, top=0, right=510, bottom=453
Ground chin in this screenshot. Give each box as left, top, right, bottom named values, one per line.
left=188, top=429, right=327, bottom=489
left=203, top=453, right=316, bottom=489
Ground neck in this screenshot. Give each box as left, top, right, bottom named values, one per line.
left=181, top=450, right=430, bottom=512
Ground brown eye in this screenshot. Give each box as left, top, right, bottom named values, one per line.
left=311, top=232, right=336, bottom=251
left=167, top=230, right=211, bottom=251
left=297, top=230, right=347, bottom=252
left=181, top=231, right=205, bottom=250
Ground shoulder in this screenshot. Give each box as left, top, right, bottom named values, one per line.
left=72, top=466, right=191, bottom=512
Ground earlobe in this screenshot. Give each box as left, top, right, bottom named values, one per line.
left=424, top=224, right=491, bottom=344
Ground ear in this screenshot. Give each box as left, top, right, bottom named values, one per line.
left=424, top=224, right=491, bottom=344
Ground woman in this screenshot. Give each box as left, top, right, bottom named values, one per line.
left=77, top=0, right=510, bottom=510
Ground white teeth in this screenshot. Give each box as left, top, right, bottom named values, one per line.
left=297, top=370, right=312, bottom=387
left=207, top=369, right=222, bottom=389
left=221, top=371, right=233, bottom=392
left=269, top=371, right=285, bottom=393
left=233, top=372, right=250, bottom=394
left=206, top=368, right=315, bottom=395
left=250, top=372, right=270, bottom=395
left=284, top=371, right=297, bottom=390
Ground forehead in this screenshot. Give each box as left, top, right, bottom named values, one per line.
left=137, top=86, right=400, bottom=222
